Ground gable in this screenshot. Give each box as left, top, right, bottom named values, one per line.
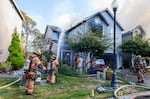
left=102, top=9, right=124, bottom=31
left=65, top=8, right=124, bottom=34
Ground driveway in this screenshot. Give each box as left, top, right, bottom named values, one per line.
left=119, top=69, right=150, bottom=87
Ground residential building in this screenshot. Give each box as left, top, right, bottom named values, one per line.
left=43, top=25, right=61, bottom=54
left=122, top=25, right=146, bottom=42
left=122, top=25, right=146, bottom=68
left=59, top=8, right=124, bottom=68
left=0, top=0, right=24, bottom=62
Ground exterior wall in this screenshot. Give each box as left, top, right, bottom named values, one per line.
left=101, top=11, right=123, bottom=68
left=42, top=27, right=53, bottom=51
left=122, top=25, right=146, bottom=43
left=86, top=15, right=108, bottom=34
left=0, top=0, right=23, bottom=62
left=44, top=25, right=61, bottom=53
left=122, top=33, right=133, bottom=42
left=132, top=28, right=143, bottom=39
left=52, top=32, right=59, bottom=41
left=45, top=27, right=53, bottom=39
left=101, top=11, right=122, bottom=53
left=68, top=15, right=108, bottom=39
left=51, top=43, right=58, bottom=54
left=68, top=24, right=86, bottom=36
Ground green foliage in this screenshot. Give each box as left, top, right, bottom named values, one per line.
left=31, top=32, right=46, bottom=50
left=58, top=64, right=81, bottom=76
left=41, top=51, right=53, bottom=66
left=21, top=11, right=38, bottom=58
left=0, top=78, right=17, bottom=86
left=120, top=37, right=150, bottom=56
left=0, top=62, right=12, bottom=68
left=0, top=62, right=12, bottom=72
left=7, top=28, right=25, bottom=69
left=21, top=11, right=36, bottom=25
left=117, top=77, right=129, bottom=84
left=42, top=51, right=52, bottom=62
left=66, top=28, right=110, bottom=55
left=0, top=75, right=113, bottom=99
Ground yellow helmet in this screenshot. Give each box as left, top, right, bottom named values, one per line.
left=34, top=50, right=41, bottom=56
left=137, top=55, right=141, bottom=58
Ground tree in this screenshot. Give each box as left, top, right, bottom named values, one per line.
left=31, top=29, right=46, bottom=50
left=21, top=11, right=37, bottom=58
left=66, top=28, right=110, bottom=71
left=7, top=28, right=25, bottom=69
left=67, top=28, right=110, bottom=56
left=120, top=37, right=150, bottom=57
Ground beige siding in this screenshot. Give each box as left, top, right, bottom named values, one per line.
left=0, top=0, right=23, bottom=62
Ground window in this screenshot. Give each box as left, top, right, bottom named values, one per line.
left=95, top=17, right=101, bottom=25
left=88, top=17, right=103, bottom=32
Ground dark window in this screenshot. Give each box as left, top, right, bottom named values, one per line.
left=88, top=18, right=103, bottom=32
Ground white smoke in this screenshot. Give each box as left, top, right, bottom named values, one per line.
left=117, top=0, right=150, bottom=38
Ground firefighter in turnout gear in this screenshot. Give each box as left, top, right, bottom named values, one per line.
left=47, top=54, right=59, bottom=84
left=25, top=50, right=46, bottom=95
left=135, top=55, right=144, bottom=83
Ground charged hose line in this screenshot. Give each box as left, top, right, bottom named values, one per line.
left=114, top=85, right=150, bottom=99
left=0, top=77, right=22, bottom=89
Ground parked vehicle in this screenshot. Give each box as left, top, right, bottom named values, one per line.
left=94, top=59, right=106, bottom=72
left=88, top=58, right=106, bottom=74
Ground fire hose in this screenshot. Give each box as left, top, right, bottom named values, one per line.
left=0, top=77, right=22, bottom=89
left=114, top=84, right=150, bottom=99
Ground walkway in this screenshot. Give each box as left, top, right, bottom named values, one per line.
left=0, top=69, right=24, bottom=78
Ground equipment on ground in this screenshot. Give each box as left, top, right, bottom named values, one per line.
left=95, top=85, right=106, bottom=93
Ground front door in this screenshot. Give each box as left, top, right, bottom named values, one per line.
left=61, top=50, right=72, bottom=66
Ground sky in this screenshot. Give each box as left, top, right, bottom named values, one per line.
left=16, top=0, right=150, bottom=37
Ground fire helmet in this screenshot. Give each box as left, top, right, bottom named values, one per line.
left=34, top=50, right=41, bottom=56
left=137, top=55, right=141, bottom=58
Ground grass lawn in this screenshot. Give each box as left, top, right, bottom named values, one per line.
left=0, top=74, right=113, bottom=99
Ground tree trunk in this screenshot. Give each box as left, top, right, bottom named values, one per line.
left=25, top=28, right=29, bottom=59
left=85, top=52, right=91, bottom=73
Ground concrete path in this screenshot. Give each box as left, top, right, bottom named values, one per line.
left=0, top=69, right=24, bottom=78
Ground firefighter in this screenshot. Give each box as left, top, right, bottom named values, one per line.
left=77, top=55, right=83, bottom=74
left=135, top=55, right=144, bottom=83
left=47, top=54, right=59, bottom=84
left=25, top=50, right=46, bottom=95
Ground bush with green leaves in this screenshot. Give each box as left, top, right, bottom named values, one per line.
left=7, top=28, right=25, bottom=69
left=42, top=51, right=52, bottom=65
left=43, top=51, right=52, bottom=61
left=58, top=64, right=81, bottom=76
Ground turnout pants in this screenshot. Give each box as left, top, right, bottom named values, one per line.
left=137, top=69, right=144, bottom=83
left=25, top=71, right=37, bottom=95
left=25, top=79, right=35, bottom=94
left=47, top=69, right=57, bottom=84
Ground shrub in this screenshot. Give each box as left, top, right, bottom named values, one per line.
left=58, top=64, right=81, bottom=76
left=7, top=28, right=25, bottom=69
left=0, top=62, right=12, bottom=72
left=42, top=51, right=52, bottom=62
